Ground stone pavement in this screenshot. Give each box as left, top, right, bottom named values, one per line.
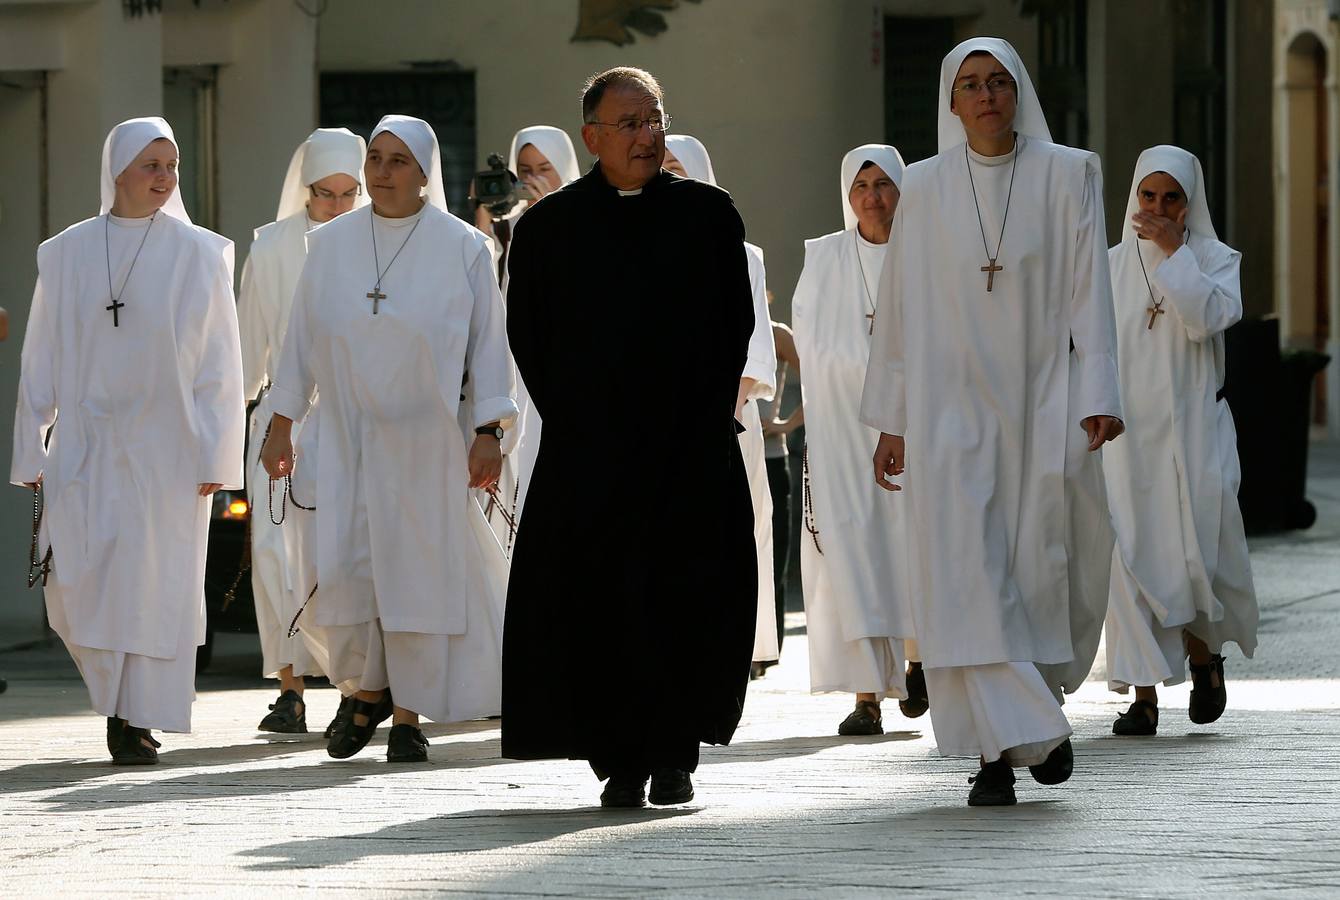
left=2, top=445, right=1339, bottom=898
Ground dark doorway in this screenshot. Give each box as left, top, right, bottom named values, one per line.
left=884, top=16, right=954, bottom=164
left=319, top=70, right=477, bottom=218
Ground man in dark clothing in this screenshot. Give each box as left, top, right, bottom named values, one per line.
left=501, top=67, right=757, bottom=809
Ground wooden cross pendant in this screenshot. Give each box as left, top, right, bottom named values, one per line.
left=106, top=298, right=125, bottom=327
left=981, top=258, right=1003, bottom=292
left=366, top=287, right=386, bottom=315
left=865, top=312, right=875, bottom=335
left=1146, top=304, right=1165, bottom=330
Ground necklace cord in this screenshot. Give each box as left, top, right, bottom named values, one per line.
left=370, top=210, right=424, bottom=293
left=104, top=211, right=158, bottom=321
left=965, top=135, right=1021, bottom=265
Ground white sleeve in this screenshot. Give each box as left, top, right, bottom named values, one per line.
left=464, top=242, right=519, bottom=430
left=741, top=245, right=778, bottom=399
left=236, top=248, right=271, bottom=403
left=269, top=251, right=318, bottom=423
left=859, top=214, right=908, bottom=435
left=1069, top=160, right=1123, bottom=423
left=1152, top=242, right=1243, bottom=343
left=10, top=254, right=57, bottom=486
left=189, top=253, right=246, bottom=488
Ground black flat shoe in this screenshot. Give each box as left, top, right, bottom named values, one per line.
left=968, top=759, right=1016, bottom=806
left=649, top=768, right=694, bottom=805
left=838, top=700, right=883, bottom=736
left=109, top=720, right=161, bottom=766
left=107, top=717, right=125, bottom=756
left=899, top=662, right=929, bottom=719
left=324, top=695, right=353, bottom=739
left=1189, top=654, right=1227, bottom=724
left=1113, top=700, right=1159, bottom=736
left=600, top=774, right=648, bottom=809
left=327, top=692, right=393, bottom=759
left=1028, top=738, right=1074, bottom=785
left=259, top=690, right=308, bottom=734
left=386, top=724, right=429, bottom=763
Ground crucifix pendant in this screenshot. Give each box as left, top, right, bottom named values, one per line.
left=106, top=298, right=125, bottom=327
left=1146, top=304, right=1165, bottom=330
left=366, top=287, right=386, bottom=315
left=981, top=258, right=1003, bottom=292
left=865, top=312, right=875, bottom=335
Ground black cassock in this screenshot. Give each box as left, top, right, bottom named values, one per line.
left=502, top=163, right=757, bottom=776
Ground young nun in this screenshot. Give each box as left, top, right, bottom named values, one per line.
left=237, top=127, right=366, bottom=735
left=793, top=145, right=921, bottom=736
left=1102, top=145, right=1258, bottom=736
left=662, top=133, right=780, bottom=672
left=11, top=117, right=244, bottom=764
left=861, top=38, right=1123, bottom=805
left=260, top=115, right=517, bottom=763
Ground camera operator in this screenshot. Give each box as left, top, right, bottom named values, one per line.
left=473, top=126, right=582, bottom=247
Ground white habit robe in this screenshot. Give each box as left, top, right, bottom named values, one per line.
left=661, top=134, right=779, bottom=662
left=1103, top=146, right=1258, bottom=691
left=11, top=121, right=244, bottom=733
left=270, top=197, right=518, bottom=723
left=238, top=211, right=322, bottom=679
left=860, top=38, right=1121, bottom=765
left=794, top=145, right=916, bottom=700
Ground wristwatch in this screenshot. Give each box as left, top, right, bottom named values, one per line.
left=475, top=424, right=504, bottom=440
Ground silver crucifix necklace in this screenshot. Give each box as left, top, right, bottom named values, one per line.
left=367, top=208, right=424, bottom=315
left=853, top=228, right=879, bottom=335
left=965, top=134, right=1021, bottom=293
left=103, top=210, right=158, bottom=327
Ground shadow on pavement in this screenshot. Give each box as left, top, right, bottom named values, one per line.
left=703, top=730, right=922, bottom=766
left=240, top=807, right=698, bottom=870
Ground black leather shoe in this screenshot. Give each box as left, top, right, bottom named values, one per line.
left=600, top=774, right=648, bottom=808
left=967, top=759, right=1016, bottom=806
left=1028, top=738, right=1074, bottom=785
left=386, top=724, right=429, bottom=763
left=649, top=768, right=694, bottom=805
left=899, top=662, right=930, bottom=719
left=1113, top=700, right=1159, bottom=736
left=1189, top=654, right=1227, bottom=724
left=259, top=690, right=308, bottom=734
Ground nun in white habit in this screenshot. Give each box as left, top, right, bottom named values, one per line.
left=662, top=133, right=779, bottom=667
left=261, top=115, right=517, bottom=763
left=859, top=38, right=1122, bottom=805
left=1102, top=145, right=1258, bottom=737
left=236, top=127, right=366, bottom=735
left=11, top=117, right=244, bottom=763
left=792, top=144, right=920, bottom=735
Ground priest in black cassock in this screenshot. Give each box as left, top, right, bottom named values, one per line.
left=502, top=67, right=757, bottom=809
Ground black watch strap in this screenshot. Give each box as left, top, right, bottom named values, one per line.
left=475, top=424, right=504, bottom=439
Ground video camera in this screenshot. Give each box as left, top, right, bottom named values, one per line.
left=471, top=153, right=531, bottom=219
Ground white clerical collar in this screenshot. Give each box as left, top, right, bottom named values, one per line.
left=967, top=141, right=1019, bottom=168
left=854, top=228, right=886, bottom=249
left=108, top=212, right=156, bottom=227
left=616, top=188, right=643, bottom=197
left=372, top=204, right=426, bottom=227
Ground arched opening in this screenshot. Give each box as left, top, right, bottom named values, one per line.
left=1283, top=31, right=1329, bottom=424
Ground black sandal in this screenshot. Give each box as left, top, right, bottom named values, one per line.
left=259, top=690, right=308, bottom=734
left=1189, top=654, right=1227, bottom=724
left=968, top=759, right=1017, bottom=806
left=324, top=694, right=353, bottom=740
left=386, top=723, right=429, bottom=763
left=1028, top=738, right=1074, bottom=785
left=899, top=662, right=929, bottom=719
left=326, top=692, right=393, bottom=759
left=108, top=717, right=161, bottom=765
left=838, top=700, right=883, bottom=736
left=1113, top=699, right=1159, bottom=736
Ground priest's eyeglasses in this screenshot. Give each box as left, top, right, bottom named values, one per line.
left=952, top=76, right=1016, bottom=97
left=589, top=114, right=672, bottom=137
